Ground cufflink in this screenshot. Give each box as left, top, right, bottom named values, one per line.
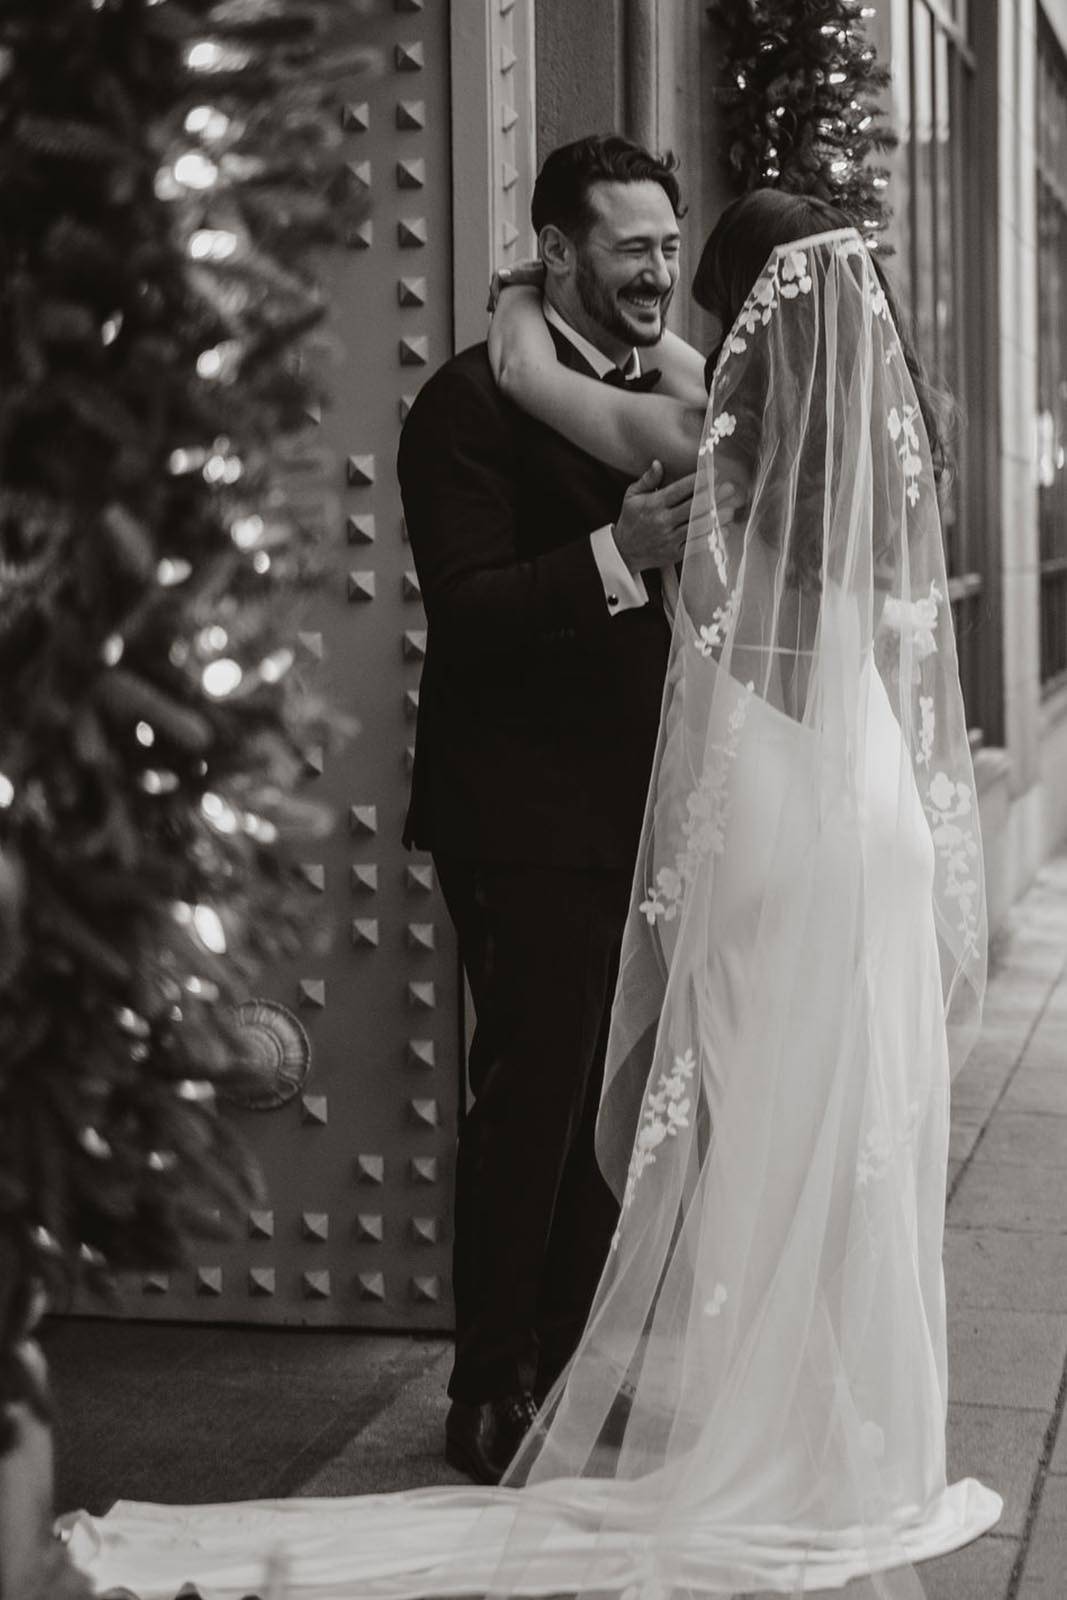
left=607, top=594, right=619, bottom=608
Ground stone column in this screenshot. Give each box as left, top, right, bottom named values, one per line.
left=535, top=0, right=625, bottom=156
left=533, top=0, right=732, bottom=351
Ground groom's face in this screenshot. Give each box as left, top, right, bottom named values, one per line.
left=572, top=180, right=680, bottom=347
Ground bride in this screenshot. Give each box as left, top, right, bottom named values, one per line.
left=67, top=193, right=1002, bottom=1600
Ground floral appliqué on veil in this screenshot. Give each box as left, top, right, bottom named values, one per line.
left=638, top=683, right=753, bottom=926
left=886, top=574, right=981, bottom=958
left=926, top=766, right=981, bottom=953
left=716, top=246, right=814, bottom=361
left=614, top=1047, right=696, bottom=1243
left=856, top=1099, right=922, bottom=1187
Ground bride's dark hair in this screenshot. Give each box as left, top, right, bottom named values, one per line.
left=692, top=189, right=953, bottom=490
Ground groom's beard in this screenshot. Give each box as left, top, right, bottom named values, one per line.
left=574, top=253, right=674, bottom=349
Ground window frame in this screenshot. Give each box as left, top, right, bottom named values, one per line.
left=896, top=0, right=1001, bottom=743
left=1036, top=8, right=1067, bottom=692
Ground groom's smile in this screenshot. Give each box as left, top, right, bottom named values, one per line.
left=557, top=179, right=682, bottom=358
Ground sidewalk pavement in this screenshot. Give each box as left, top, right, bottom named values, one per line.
left=930, top=850, right=1067, bottom=1599
left=45, top=853, right=1067, bottom=1599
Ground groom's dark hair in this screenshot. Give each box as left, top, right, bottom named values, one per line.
left=531, top=134, right=685, bottom=240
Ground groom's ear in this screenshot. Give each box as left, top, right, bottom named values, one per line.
left=539, top=224, right=574, bottom=279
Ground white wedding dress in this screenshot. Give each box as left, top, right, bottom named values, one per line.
left=66, top=231, right=1002, bottom=1600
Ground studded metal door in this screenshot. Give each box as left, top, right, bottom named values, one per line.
left=95, top=0, right=464, bottom=1330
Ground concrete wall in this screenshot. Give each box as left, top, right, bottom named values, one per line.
left=665, top=2, right=735, bottom=353
left=534, top=0, right=624, bottom=157
left=533, top=0, right=733, bottom=353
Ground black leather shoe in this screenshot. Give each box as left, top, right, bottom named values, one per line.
left=445, top=1391, right=539, bottom=1485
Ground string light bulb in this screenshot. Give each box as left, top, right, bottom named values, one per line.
left=176, top=1079, right=215, bottom=1102
left=231, top=515, right=263, bottom=549
left=184, top=976, right=220, bottom=1001
left=168, top=447, right=207, bottom=476
left=203, top=452, right=243, bottom=485
left=243, top=814, right=278, bottom=844
left=79, top=1128, right=112, bottom=1160
left=116, top=1007, right=150, bottom=1036
left=185, top=41, right=223, bottom=71
left=157, top=558, right=192, bottom=586
left=184, top=39, right=253, bottom=73
left=201, top=793, right=239, bottom=833
left=184, top=105, right=230, bottom=140
left=258, top=648, right=293, bottom=684
left=197, top=342, right=242, bottom=383
left=141, top=770, right=179, bottom=795
left=189, top=229, right=238, bottom=262
left=202, top=658, right=243, bottom=697
left=172, top=151, right=219, bottom=191
left=193, top=903, right=227, bottom=954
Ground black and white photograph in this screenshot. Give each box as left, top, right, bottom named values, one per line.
left=1, top=2, right=1067, bottom=1597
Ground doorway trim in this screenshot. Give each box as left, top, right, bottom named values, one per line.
left=450, top=0, right=537, bottom=351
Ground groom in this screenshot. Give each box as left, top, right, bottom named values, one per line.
left=398, top=134, right=693, bottom=1485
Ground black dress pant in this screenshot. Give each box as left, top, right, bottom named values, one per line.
left=435, top=857, right=628, bottom=1405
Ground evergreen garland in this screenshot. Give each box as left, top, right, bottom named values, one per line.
left=711, top=0, right=898, bottom=246
left=0, top=0, right=373, bottom=1378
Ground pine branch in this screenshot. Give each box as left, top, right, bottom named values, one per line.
left=0, top=0, right=381, bottom=1351
left=710, top=0, right=898, bottom=248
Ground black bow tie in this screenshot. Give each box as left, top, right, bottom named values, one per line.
left=601, top=366, right=662, bottom=392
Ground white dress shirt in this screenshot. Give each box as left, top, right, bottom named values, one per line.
left=542, top=303, right=650, bottom=615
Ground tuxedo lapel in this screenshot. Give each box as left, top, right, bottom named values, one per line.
left=546, top=321, right=603, bottom=380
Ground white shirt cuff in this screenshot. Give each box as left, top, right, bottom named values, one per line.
left=589, top=525, right=649, bottom=615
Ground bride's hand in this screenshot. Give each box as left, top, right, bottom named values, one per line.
left=486, top=258, right=545, bottom=314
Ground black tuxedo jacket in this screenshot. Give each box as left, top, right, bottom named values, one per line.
left=398, top=327, right=670, bottom=868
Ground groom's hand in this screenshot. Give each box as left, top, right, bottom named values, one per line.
left=613, top=462, right=698, bottom=573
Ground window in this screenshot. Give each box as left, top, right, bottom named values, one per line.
left=891, top=0, right=997, bottom=739
left=1037, top=12, right=1067, bottom=689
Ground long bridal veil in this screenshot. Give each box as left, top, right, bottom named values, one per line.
left=69, top=230, right=1001, bottom=1600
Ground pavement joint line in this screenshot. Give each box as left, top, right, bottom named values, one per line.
left=951, top=1401, right=1051, bottom=1413
left=946, top=955, right=1067, bottom=1210
left=951, top=1225, right=1067, bottom=1235
left=1005, top=1347, right=1067, bottom=1599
